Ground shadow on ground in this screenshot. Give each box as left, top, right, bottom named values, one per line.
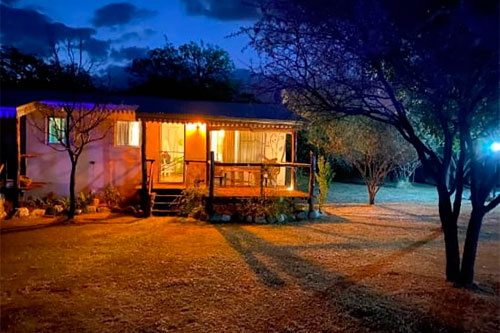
left=215, top=224, right=459, bottom=332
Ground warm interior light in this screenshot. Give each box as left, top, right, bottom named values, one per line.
left=130, top=121, right=140, bottom=146
left=287, top=185, right=294, bottom=191
left=491, top=142, right=500, bottom=152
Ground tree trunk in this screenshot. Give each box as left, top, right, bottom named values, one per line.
left=437, top=191, right=460, bottom=282
left=367, top=183, right=376, bottom=205
left=459, top=208, right=485, bottom=287
left=68, top=161, right=77, bottom=220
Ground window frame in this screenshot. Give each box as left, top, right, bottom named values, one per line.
left=47, top=116, right=67, bottom=145
left=115, top=120, right=141, bottom=147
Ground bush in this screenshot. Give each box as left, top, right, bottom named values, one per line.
left=178, top=188, right=208, bottom=220
left=315, top=155, right=334, bottom=212
left=104, top=185, right=121, bottom=208
left=76, top=190, right=96, bottom=210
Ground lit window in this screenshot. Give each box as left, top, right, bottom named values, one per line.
left=48, top=117, right=66, bottom=144
left=116, top=121, right=140, bottom=146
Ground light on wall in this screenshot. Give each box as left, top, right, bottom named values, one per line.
left=186, top=122, right=206, bottom=132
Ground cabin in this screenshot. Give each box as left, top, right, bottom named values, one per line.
left=0, top=92, right=314, bottom=215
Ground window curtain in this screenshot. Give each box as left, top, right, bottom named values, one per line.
left=116, top=121, right=140, bottom=146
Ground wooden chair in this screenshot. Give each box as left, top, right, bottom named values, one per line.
left=263, top=158, right=279, bottom=187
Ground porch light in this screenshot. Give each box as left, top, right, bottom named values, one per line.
left=186, top=122, right=206, bottom=132
left=491, top=142, right=500, bottom=152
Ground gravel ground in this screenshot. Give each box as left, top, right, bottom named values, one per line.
left=1, top=199, right=499, bottom=332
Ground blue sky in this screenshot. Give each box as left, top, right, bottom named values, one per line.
left=0, top=0, right=259, bottom=69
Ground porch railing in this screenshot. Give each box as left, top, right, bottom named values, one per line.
left=206, top=151, right=316, bottom=214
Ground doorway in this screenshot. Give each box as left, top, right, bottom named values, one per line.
left=159, top=123, right=185, bottom=183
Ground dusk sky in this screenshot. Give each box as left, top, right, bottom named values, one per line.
left=0, top=0, right=260, bottom=71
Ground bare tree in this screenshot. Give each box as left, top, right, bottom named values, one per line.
left=311, top=117, right=416, bottom=204
left=30, top=38, right=110, bottom=219
left=246, top=0, right=499, bottom=286
left=394, top=157, right=421, bottom=185
left=30, top=101, right=111, bottom=219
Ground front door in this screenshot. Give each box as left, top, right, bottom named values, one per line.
left=160, top=123, right=185, bottom=183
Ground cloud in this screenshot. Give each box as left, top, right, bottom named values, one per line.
left=181, top=0, right=260, bottom=21
left=0, top=0, right=18, bottom=5
left=0, top=4, right=110, bottom=58
left=117, top=29, right=157, bottom=42
left=92, top=2, right=157, bottom=27
left=110, top=46, right=149, bottom=61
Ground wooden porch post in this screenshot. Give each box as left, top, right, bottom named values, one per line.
left=140, top=119, right=151, bottom=217
left=206, top=123, right=210, bottom=185
left=308, top=151, right=316, bottom=213
left=291, top=130, right=297, bottom=190
left=207, top=151, right=215, bottom=214
left=13, top=113, right=21, bottom=209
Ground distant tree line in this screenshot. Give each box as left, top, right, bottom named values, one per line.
left=0, top=41, right=256, bottom=102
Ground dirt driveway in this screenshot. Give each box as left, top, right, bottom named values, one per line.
left=1, top=203, right=499, bottom=332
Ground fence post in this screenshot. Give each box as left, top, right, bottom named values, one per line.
left=260, top=164, right=265, bottom=198
left=291, top=129, right=297, bottom=190
left=308, top=151, right=316, bottom=213
left=140, top=120, right=151, bottom=217
left=207, top=151, right=215, bottom=214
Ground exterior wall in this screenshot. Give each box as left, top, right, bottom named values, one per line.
left=25, top=110, right=141, bottom=198
left=185, top=123, right=207, bottom=186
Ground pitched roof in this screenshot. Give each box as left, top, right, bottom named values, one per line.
left=0, top=90, right=299, bottom=122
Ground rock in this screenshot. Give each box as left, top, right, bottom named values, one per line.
left=31, top=208, right=46, bottom=217
left=309, top=210, right=320, bottom=219
left=124, top=206, right=137, bottom=215
left=266, top=216, right=277, bottom=224
left=210, top=213, right=225, bottom=223
left=111, top=206, right=122, bottom=213
left=84, top=206, right=97, bottom=213
left=15, top=207, right=29, bottom=218
left=287, top=214, right=296, bottom=222
left=45, top=207, right=57, bottom=216
left=221, top=214, right=231, bottom=222
left=277, top=214, right=287, bottom=223
left=255, top=216, right=267, bottom=224
left=245, top=216, right=253, bottom=223
left=54, top=205, right=64, bottom=214
left=97, top=206, right=110, bottom=213
left=75, top=209, right=83, bottom=215
left=297, top=211, right=308, bottom=220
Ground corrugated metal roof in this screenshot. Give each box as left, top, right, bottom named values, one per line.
left=0, top=90, right=299, bottom=122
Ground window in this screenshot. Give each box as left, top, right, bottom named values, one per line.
left=116, top=121, right=140, bottom=146
left=48, top=117, right=66, bottom=144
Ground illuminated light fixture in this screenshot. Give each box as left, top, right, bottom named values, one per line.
left=187, top=122, right=206, bottom=132
left=491, top=142, right=500, bottom=152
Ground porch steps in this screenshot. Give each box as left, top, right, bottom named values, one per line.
left=152, top=189, right=183, bottom=216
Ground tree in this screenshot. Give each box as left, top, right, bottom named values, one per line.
left=127, top=41, right=237, bottom=101
left=30, top=100, right=110, bottom=219
left=27, top=41, right=110, bottom=219
left=315, top=155, right=334, bottom=211
left=246, top=0, right=499, bottom=285
left=310, top=117, right=416, bottom=204
left=0, top=46, right=96, bottom=92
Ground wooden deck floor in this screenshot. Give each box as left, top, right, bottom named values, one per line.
left=214, top=186, right=308, bottom=198
left=139, top=184, right=308, bottom=198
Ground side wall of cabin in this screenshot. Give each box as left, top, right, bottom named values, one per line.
left=24, top=110, right=141, bottom=198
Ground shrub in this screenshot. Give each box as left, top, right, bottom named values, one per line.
left=315, top=155, right=334, bottom=212
left=76, top=190, right=96, bottom=210
left=104, top=185, right=121, bottom=208
left=178, top=188, right=207, bottom=220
